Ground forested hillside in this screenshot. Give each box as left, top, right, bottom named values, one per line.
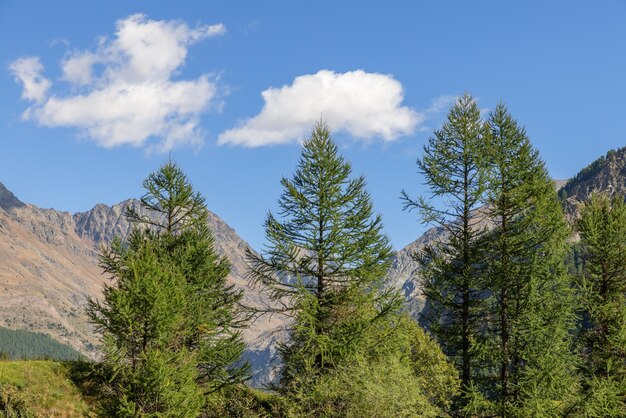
left=0, top=327, right=84, bottom=360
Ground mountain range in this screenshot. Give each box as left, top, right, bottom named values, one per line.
left=0, top=146, right=622, bottom=385
left=0, top=184, right=283, bottom=384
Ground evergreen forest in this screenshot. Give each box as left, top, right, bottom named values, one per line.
left=0, top=327, right=84, bottom=361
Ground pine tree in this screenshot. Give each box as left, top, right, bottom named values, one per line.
left=401, top=94, right=488, bottom=405
left=575, top=193, right=626, bottom=416
left=90, top=231, right=205, bottom=416
left=89, top=161, right=247, bottom=416
left=247, top=121, right=401, bottom=387
left=480, top=103, right=578, bottom=416
left=125, top=161, right=208, bottom=235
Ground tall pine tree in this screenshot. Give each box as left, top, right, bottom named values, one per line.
left=247, top=122, right=401, bottom=385
left=480, top=104, right=578, bottom=416
left=89, top=161, right=247, bottom=416
left=401, top=94, right=489, bottom=406
left=575, top=193, right=626, bottom=416
left=126, top=161, right=248, bottom=391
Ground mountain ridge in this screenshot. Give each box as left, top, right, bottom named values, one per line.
left=0, top=188, right=281, bottom=382
left=0, top=181, right=24, bottom=210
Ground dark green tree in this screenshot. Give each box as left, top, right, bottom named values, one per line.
left=575, top=193, right=626, bottom=416
left=89, top=161, right=247, bottom=416
left=401, top=94, right=489, bottom=405
left=480, top=104, right=578, bottom=416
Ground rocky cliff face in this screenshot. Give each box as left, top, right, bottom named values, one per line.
left=0, top=182, right=24, bottom=210
left=559, top=147, right=626, bottom=219
left=385, top=226, right=445, bottom=315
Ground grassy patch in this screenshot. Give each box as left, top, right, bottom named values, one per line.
left=0, top=360, right=95, bottom=417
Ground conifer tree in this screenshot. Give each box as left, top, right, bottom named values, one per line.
left=89, top=161, right=247, bottom=416
left=92, top=234, right=204, bottom=416
left=481, top=104, right=578, bottom=416
left=127, top=162, right=248, bottom=390
left=401, top=94, right=488, bottom=404
left=247, top=121, right=402, bottom=388
left=249, top=122, right=459, bottom=416
left=575, top=193, right=626, bottom=416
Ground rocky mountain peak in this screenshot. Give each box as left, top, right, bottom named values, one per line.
left=0, top=182, right=24, bottom=211
left=559, top=146, right=626, bottom=217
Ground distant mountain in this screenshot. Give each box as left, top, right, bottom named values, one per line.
left=0, top=190, right=105, bottom=356
left=0, top=183, right=281, bottom=385
left=559, top=147, right=626, bottom=218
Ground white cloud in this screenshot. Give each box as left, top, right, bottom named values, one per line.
left=426, top=95, right=458, bottom=114
left=61, top=52, right=97, bottom=86
left=9, top=57, right=51, bottom=103
left=218, top=70, right=422, bottom=147
left=11, top=14, right=226, bottom=151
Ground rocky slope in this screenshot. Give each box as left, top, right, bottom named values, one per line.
left=385, top=226, right=444, bottom=315
left=0, top=182, right=281, bottom=385
left=559, top=147, right=626, bottom=218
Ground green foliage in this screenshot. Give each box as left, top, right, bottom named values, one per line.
left=405, top=316, right=460, bottom=411
left=577, top=375, right=626, bottom=417
left=574, top=193, right=626, bottom=414
left=471, top=103, right=579, bottom=416
left=88, top=161, right=247, bottom=416
left=249, top=122, right=456, bottom=415
left=90, top=234, right=205, bottom=416
left=110, top=349, right=204, bottom=417
left=285, top=316, right=459, bottom=418
left=0, top=384, right=33, bottom=418
left=0, top=327, right=84, bottom=361
left=401, top=94, right=489, bottom=400
left=291, top=354, right=436, bottom=417
left=204, top=385, right=289, bottom=418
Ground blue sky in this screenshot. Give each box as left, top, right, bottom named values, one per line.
left=1, top=1, right=626, bottom=250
